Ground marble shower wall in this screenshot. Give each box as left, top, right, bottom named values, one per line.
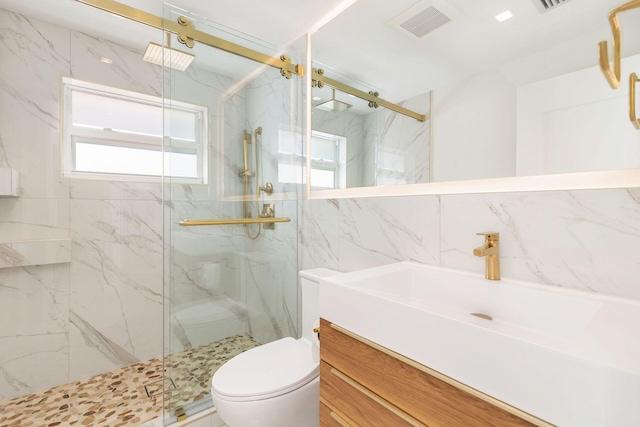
left=362, top=92, right=431, bottom=187
left=0, top=6, right=269, bottom=401
left=301, top=188, right=640, bottom=301
left=165, top=34, right=305, bottom=348
left=0, top=9, right=73, bottom=401
left=241, top=58, right=304, bottom=343
left=0, top=8, right=168, bottom=399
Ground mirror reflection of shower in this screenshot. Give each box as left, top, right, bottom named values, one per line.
left=239, top=127, right=269, bottom=240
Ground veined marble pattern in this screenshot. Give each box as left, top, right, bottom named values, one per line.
left=0, top=334, right=259, bottom=427
left=440, top=189, right=640, bottom=299
left=69, top=198, right=163, bottom=381
left=0, top=238, right=71, bottom=269
left=362, top=93, right=431, bottom=187
left=300, top=199, right=340, bottom=271
left=0, top=198, right=69, bottom=242
left=339, top=196, right=440, bottom=272
left=301, top=189, right=640, bottom=302
left=1, top=5, right=303, bottom=405
left=0, top=10, right=71, bottom=200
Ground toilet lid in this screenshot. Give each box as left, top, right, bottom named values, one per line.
left=211, top=337, right=318, bottom=401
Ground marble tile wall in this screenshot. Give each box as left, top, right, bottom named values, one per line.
left=1, top=5, right=297, bottom=402
left=0, top=8, right=73, bottom=401
left=242, top=60, right=304, bottom=343
left=362, top=92, right=431, bottom=187
left=301, top=188, right=640, bottom=301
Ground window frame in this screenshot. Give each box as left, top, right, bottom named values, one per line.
left=276, top=128, right=346, bottom=189
left=61, top=77, right=208, bottom=183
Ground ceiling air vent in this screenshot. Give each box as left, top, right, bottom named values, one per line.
left=387, top=0, right=463, bottom=40
left=400, top=6, right=451, bottom=38
left=531, top=0, right=575, bottom=13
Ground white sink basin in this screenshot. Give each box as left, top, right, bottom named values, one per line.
left=320, top=262, right=640, bottom=427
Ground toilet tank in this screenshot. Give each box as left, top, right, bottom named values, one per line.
left=299, top=268, right=340, bottom=343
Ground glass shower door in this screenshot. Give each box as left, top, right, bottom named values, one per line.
left=161, top=3, right=304, bottom=422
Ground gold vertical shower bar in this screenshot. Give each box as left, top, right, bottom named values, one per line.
left=75, top=0, right=304, bottom=78
left=254, top=127, right=262, bottom=196
left=241, top=130, right=251, bottom=177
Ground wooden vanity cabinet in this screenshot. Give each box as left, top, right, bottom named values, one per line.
left=319, top=318, right=551, bottom=427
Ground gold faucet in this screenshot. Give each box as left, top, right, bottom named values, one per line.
left=473, top=232, right=500, bottom=280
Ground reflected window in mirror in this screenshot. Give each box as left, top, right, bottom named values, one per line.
left=277, top=128, right=346, bottom=190
left=310, top=131, right=346, bottom=189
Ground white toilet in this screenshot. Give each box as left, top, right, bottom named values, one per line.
left=210, top=268, right=340, bottom=427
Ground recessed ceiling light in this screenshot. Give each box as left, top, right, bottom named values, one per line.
left=100, top=57, right=113, bottom=64
left=312, top=96, right=322, bottom=101
left=495, top=10, right=513, bottom=22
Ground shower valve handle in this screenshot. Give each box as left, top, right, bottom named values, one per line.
left=259, top=182, right=273, bottom=196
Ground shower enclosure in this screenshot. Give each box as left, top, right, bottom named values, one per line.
left=0, top=1, right=305, bottom=425
left=161, top=4, right=306, bottom=422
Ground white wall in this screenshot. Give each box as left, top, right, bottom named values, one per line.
left=431, top=70, right=516, bottom=182
left=517, top=53, right=640, bottom=176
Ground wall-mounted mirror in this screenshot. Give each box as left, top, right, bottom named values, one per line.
left=310, top=65, right=431, bottom=189
left=309, top=0, right=640, bottom=196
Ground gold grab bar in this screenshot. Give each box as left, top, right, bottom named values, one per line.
left=179, top=218, right=291, bottom=226
left=599, top=0, right=640, bottom=89
left=630, top=73, right=640, bottom=129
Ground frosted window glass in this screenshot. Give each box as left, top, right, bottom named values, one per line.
left=311, top=136, right=337, bottom=161
left=310, top=169, right=334, bottom=188
left=72, top=91, right=163, bottom=138
left=75, top=143, right=197, bottom=178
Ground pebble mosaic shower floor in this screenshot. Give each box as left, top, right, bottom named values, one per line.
left=0, top=334, right=260, bottom=427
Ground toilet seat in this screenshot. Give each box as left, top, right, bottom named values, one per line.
left=211, top=337, right=318, bottom=402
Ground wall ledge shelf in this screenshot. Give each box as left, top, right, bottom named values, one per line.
left=0, top=238, right=72, bottom=269
left=0, top=167, right=19, bottom=197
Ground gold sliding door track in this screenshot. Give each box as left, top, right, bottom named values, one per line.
left=312, top=68, right=426, bottom=122
left=75, top=0, right=304, bottom=78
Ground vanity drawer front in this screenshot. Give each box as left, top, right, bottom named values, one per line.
left=320, top=319, right=540, bottom=427
left=320, top=361, right=422, bottom=427
left=320, top=401, right=355, bottom=427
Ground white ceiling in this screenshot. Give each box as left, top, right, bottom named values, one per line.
left=312, top=0, right=640, bottom=102
left=1, top=0, right=639, bottom=103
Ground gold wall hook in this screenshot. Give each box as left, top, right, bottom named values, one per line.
left=599, top=14, right=622, bottom=89
left=630, top=73, right=640, bottom=129
left=599, top=0, right=640, bottom=89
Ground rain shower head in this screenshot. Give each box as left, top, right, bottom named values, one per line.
left=143, top=42, right=195, bottom=71
left=315, top=89, right=352, bottom=112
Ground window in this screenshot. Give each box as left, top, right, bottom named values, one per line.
left=61, top=77, right=208, bottom=182
left=277, top=128, right=346, bottom=189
